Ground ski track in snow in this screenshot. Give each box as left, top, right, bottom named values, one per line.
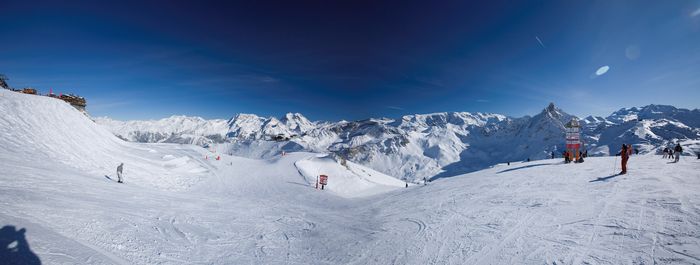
left=2, top=91, right=700, bottom=264
left=4, top=149, right=700, bottom=264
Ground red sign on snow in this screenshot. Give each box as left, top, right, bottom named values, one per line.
left=319, top=175, right=328, bottom=185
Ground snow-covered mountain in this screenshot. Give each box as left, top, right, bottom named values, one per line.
left=96, top=103, right=700, bottom=181
left=93, top=116, right=229, bottom=146
left=581, top=105, right=700, bottom=155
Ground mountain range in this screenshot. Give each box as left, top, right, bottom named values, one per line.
left=95, top=103, right=700, bottom=181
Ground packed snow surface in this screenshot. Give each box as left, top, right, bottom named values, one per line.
left=294, top=154, right=405, bottom=198
left=2, top=91, right=700, bottom=264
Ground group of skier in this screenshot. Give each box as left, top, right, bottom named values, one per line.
left=661, top=144, right=684, bottom=163
left=619, top=143, right=685, bottom=175
left=562, top=150, right=586, bottom=163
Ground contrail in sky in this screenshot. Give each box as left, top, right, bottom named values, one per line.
left=535, top=36, right=545, bottom=48
left=691, top=8, right=700, bottom=17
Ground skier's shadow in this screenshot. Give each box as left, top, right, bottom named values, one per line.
left=0, top=225, right=42, bottom=265
left=589, top=174, right=620, bottom=182
left=496, top=163, right=553, bottom=174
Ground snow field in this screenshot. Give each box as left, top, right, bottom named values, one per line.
left=294, top=154, right=405, bottom=198
left=2, top=90, right=700, bottom=264
left=0, top=92, right=208, bottom=191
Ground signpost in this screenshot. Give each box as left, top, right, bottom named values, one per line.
left=319, top=175, right=328, bottom=190
left=565, top=118, right=581, bottom=163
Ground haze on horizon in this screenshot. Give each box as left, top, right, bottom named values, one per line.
left=1, top=1, right=699, bottom=121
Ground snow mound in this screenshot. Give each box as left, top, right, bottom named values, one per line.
left=0, top=91, right=208, bottom=191
left=294, top=154, right=405, bottom=198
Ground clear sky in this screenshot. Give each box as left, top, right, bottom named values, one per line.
left=1, top=1, right=699, bottom=121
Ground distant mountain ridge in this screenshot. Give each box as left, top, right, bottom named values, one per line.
left=95, top=103, right=700, bottom=181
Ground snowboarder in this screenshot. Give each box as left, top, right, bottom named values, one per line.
left=674, top=144, right=683, bottom=163
left=116, top=163, right=124, bottom=183
left=620, top=144, right=631, bottom=175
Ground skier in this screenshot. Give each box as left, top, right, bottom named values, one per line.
left=662, top=148, right=669, bottom=158
left=669, top=148, right=674, bottom=160
left=619, top=144, right=632, bottom=175
left=116, top=163, right=124, bottom=183
left=577, top=151, right=584, bottom=163
left=551, top=151, right=555, bottom=159
left=674, top=143, right=683, bottom=163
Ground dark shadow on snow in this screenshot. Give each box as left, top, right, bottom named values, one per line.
left=0, top=225, right=41, bottom=265
left=428, top=161, right=488, bottom=181
left=104, top=175, right=113, bottom=181
left=285, top=181, right=312, bottom=188
left=589, top=174, right=621, bottom=182
left=496, top=163, right=554, bottom=174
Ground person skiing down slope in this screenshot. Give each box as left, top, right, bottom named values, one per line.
left=674, top=144, right=683, bottom=163
left=620, top=144, right=632, bottom=175
left=116, top=163, right=124, bottom=183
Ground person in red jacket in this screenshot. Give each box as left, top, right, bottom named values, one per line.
left=620, top=144, right=632, bottom=174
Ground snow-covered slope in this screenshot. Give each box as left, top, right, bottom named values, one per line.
left=1, top=91, right=209, bottom=191
left=294, top=153, right=405, bottom=198
left=2, top=90, right=700, bottom=264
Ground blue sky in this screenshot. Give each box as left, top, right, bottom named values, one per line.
left=1, top=1, right=699, bottom=121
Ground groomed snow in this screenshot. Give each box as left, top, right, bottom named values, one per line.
left=2, top=90, right=700, bottom=264
left=295, top=154, right=405, bottom=198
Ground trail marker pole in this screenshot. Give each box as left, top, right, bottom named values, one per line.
left=565, top=118, right=581, bottom=163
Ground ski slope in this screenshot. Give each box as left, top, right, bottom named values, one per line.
left=295, top=154, right=406, bottom=198
left=2, top=90, right=700, bottom=264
